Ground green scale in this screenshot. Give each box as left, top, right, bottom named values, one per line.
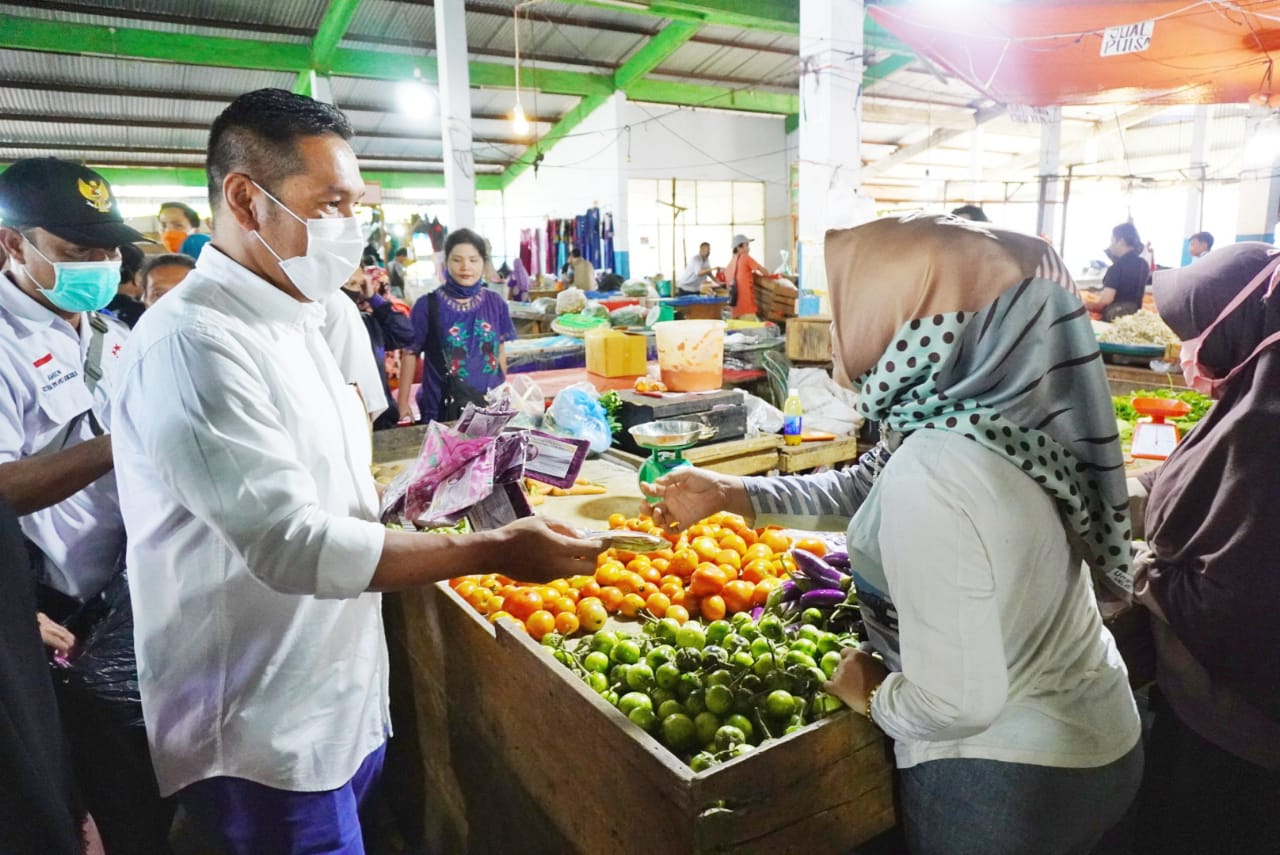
left=628, top=420, right=718, bottom=503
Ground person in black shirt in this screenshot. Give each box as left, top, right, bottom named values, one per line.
left=1095, top=222, right=1149, bottom=321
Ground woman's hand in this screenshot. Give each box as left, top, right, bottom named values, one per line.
left=639, top=466, right=751, bottom=532
left=825, top=647, right=890, bottom=716
left=37, top=612, right=75, bottom=656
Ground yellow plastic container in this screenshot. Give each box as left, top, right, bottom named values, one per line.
left=653, top=320, right=726, bottom=391
left=586, top=327, right=648, bottom=378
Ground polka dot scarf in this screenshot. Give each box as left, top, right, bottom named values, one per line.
left=856, top=277, right=1134, bottom=595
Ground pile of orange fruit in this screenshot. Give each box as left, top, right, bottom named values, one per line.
left=448, top=512, right=829, bottom=641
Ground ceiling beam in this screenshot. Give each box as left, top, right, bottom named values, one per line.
left=555, top=0, right=797, bottom=33
left=0, top=164, right=506, bottom=193
left=864, top=103, right=1006, bottom=177
left=987, top=106, right=1171, bottom=180
left=0, top=142, right=512, bottom=169
left=499, top=94, right=612, bottom=189
left=614, top=22, right=699, bottom=90
left=0, top=78, right=561, bottom=124
left=312, top=0, right=364, bottom=73
left=0, top=112, right=516, bottom=146
left=624, top=78, right=797, bottom=114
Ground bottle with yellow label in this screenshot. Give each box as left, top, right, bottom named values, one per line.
left=782, top=389, right=803, bottom=446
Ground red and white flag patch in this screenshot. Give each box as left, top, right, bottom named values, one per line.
left=32, top=353, right=52, bottom=368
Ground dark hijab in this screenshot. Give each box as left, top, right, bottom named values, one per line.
left=1143, top=242, right=1280, bottom=717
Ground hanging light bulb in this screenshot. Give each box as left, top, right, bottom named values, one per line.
left=512, top=101, right=530, bottom=136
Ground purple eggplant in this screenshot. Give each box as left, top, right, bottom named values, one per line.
left=789, top=548, right=846, bottom=589
left=750, top=606, right=764, bottom=621
left=780, top=580, right=802, bottom=603
left=824, top=550, right=851, bottom=570
left=799, top=588, right=846, bottom=609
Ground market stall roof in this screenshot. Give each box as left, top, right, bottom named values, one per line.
left=869, top=0, right=1280, bottom=107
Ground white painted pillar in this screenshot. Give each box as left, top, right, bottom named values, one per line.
left=434, top=0, right=476, bottom=228
left=1235, top=111, right=1280, bottom=243
left=1180, top=105, right=1211, bottom=263
left=609, top=92, right=632, bottom=278
left=308, top=72, right=335, bottom=104
left=1036, top=117, right=1062, bottom=240
left=967, top=126, right=984, bottom=203
left=798, top=0, right=866, bottom=293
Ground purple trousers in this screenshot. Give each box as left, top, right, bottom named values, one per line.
left=178, top=743, right=386, bottom=855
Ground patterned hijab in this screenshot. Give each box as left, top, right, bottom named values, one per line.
left=827, top=214, right=1132, bottom=594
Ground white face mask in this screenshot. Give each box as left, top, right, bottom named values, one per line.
left=250, top=180, right=364, bottom=302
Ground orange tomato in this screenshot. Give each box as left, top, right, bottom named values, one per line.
left=504, top=588, right=544, bottom=620
left=551, top=596, right=577, bottom=615
left=638, top=564, right=662, bottom=585
left=537, top=586, right=559, bottom=604
left=717, top=533, right=748, bottom=556
left=568, top=575, right=593, bottom=590
left=525, top=610, right=556, bottom=641
left=577, top=598, right=608, bottom=632
left=639, top=582, right=660, bottom=600
left=454, top=579, right=477, bottom=599
left=549, top=578, right=571, bottom=594
left=687, top=524, right=711, bottom=539
left=752, top=576, right=782, bottom=607
left=599, top=586, right=625, bottom=613
left=714, top=549, right=742, bottom=570
left=666, top=604, right=690, bottom=624
left=619, top=571, right=647, bottom=595
left=760, top=529, right=792, bottom=553
left=739, top=527, right=759, bottom=547
left=488, top=609, right=515, bottom=624
left=659, top=579, right=683, bottom=599
left=619, top=593, right=647, bottom=618
left=700, top=594, right=727, bottom=622
left=595, top=561, right=625, bottom=587
left=718, top=563, right=739, bottom=583
left=744, top=543, right=774, bottom=563
left=650, top=556, right=672, bottom=572
left=645, top=591, right=671, bottom=618
left=465, top=588, right=492, bottom=611
left=668, top=549, right=699, bottom=578
left=721, top=580, right=756, bottom=614
left=794, top=538, right=828, bottom=558
left=580, top=579, right=602, bottom=600
left=691, top=536, right=721, bottom=562
left=682, top=594, right=701, bottom=617
left=741, top=559, right=775, bottom=585
left=480, top=576, right=503, bottom=592
left=488, top=595, right=504, bottom=614
left=667, top=587, right=686, bottom=607
left=689, top=565, right=728, bottom=597
left=607, top=512, right=627, bottom=529
left=555, top=611, right=580, bottom=635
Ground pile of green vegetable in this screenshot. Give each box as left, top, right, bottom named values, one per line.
left=1113, top=388, right=1213, bottom=449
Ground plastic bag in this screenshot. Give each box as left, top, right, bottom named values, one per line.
left=544, top=382, right=613, bottom=453
left=556, top=287, right=587, bottom=315
left=791, top=367, right=864, bottom=436
left=743, top=392, right=784, bottom=436
left=580, top=301, right=611, bottom=322
left=487, top=375, right=545, bottom=428
left=54, top=570, right=142, bottom=725
left=609, top=305, right=646, bottom=328
left=531, top=297, right=557, bottom=313
left=622, top=279, right=649, bottom=298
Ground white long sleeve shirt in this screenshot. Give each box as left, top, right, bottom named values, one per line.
left=749, top=430, right=1139, bottom=771
left=0, top=272, right=129, bottom=598
left=321, top=291, right=387, bottom=419
left=112, top=247, right=390, bottom=796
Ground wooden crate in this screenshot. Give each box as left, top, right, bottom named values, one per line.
left=753, top=274, right=798, bottom=323
left=786, top=316, right=833, bottom=363
left=777, top=436, right=868, bottom=474
left=403, top=582, right=896, bottom=854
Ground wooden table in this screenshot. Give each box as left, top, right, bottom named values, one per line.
left=1106, top=364, right=1187, bottom=397
left=777, top=436, right=870, bottom=473
left=519, top=365, right=768, bottom=402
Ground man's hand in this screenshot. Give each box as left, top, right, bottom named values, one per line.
left=825, top=647, right=890, bottom=716
left=37, top=612, right=75, bottom=656
left=640, top=467, right=751, bottom=532
left=493, top=516, right=604, bottom=582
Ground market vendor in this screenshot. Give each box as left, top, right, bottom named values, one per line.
left=645, top=214, right=1142, bottom=854
left=111, top=89, right=603, bottom=854
left=677, top=241, right=716, bottom=295
left=724, top=233, right=764, bottom=319
left=1130, top=242, right=1280, bottom=853
left=398, top=228, right=518, bottom=423
left=1086, top=222, right=1149, bottom=321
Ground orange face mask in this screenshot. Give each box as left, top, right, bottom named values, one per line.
left=161, top=229, right=186, bottom=253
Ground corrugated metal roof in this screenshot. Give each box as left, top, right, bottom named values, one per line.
left=13, top=0, right=327, bottom=34
left=346, top=0, right=435, bottom=45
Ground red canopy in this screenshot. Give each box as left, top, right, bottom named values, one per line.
left=868, top=1, right=1280, bottom=106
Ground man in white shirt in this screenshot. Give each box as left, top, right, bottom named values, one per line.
left=0, top=157, right=171, bottom=853
left=677, top=241, right=715, bottom=294
left=112, top=88, right=602, bottom=853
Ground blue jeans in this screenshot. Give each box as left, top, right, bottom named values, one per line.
left=899, top=742, right=1143, bottom=855
left=178, top=743, right=386, bottom=855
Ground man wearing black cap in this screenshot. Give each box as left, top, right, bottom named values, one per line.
left=0, top=157, right=172, bottom=853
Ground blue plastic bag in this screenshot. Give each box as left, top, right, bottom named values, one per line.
left=545, top=384, right=612, bottom=454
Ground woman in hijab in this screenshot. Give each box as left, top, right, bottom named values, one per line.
left=1132, top=242, right=1280, bottom=853
left=645, top=214, right=1142, bottom=854
left=398, top=228, right=516, bottom=423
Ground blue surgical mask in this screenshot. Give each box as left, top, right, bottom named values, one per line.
left=22, top=240, right=121, bottom=313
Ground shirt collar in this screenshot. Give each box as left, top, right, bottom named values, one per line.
left=194, top=246, right=325, bottom=327
left=0, top=271, right=76, bottom=337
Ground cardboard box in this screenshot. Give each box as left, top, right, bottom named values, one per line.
left=586, top=328, right=647, bottom=377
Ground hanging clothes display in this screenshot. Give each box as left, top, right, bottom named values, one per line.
left=601, top=211, right=615, bottom=273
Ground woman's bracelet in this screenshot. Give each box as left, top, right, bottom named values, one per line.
left=863, top=679, right=884, bottom=720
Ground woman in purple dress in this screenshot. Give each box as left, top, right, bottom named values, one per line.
left=397, top=228, right=517, bottom=423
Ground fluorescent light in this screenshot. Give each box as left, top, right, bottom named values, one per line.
left=396, top=80, right=436, bottom=119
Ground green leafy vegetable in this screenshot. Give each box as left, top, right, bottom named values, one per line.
left=599, top=390, right=623, bottom=437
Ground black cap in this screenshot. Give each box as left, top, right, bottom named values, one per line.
left=0, top=158, right=147, bottom=248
